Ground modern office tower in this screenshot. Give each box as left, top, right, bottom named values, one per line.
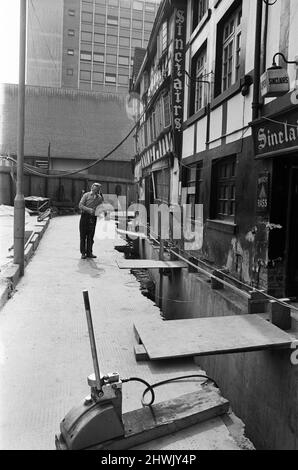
left=26, top=0, right=160, bottom=92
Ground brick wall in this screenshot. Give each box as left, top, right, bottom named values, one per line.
left=0, top=84, right=135, bottom=163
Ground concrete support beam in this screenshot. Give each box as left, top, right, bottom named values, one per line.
left=211, top=271, right=224, bottom=290
left=248, top=290, right=268, bottom=314
left=269, top=301, right=291, bottom=330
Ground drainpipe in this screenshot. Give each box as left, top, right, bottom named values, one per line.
left=252, top=0, right=263, bottom=121
left=261, top=0, right=269, bottom=75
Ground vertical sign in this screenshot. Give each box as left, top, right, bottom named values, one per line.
left=256, top=172, right=270, bottom=213
left=172, top=6, right=186, bottom=158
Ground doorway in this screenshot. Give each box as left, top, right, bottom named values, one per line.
left=286, top=167, right=298, bottom=297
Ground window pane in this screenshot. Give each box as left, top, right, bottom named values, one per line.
left=119, top=36, right=130, bottom=46
left=144, top=21, right=152, bottom=31
left=132, top=38, right=142, bottom=48
left=80, top=70, right=91, bottom=80
left=145, top=2, right=155, bottom=12
left=119, top=55, right=129, bottom=65
left=107, top=54, right=117, bottom=64
left=80, top=51, right=92, bottom=61
left=107, top=35, right=118, bottom=45
left=94, top=52, right=104, bottom=62
left=194, top=47, right=207, bottom=113
left=120, top=17, right=130, bottom=27
left=105, top=73, right=116, bottom=83
left=118, top=75, right=128, bottom=85
left=81, top=31, right=92, bottom=42
left=215, top=158, right=236, bottom=220
left=82, top=11, right=93, bottom=22
left=93, top=71, right=104, bottom=82
left=133, top=1, right=143, bottom=10
left=94, top=33, right=105, bottom=43
left=107, top=15, right=118, bottom=26
left=221, top=6, right=241, bottom=93
left=133, top=20, right=142, bottom=29
left=95, top=14, right=105, bottom=24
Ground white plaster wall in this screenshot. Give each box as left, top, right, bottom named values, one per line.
left=226, top=94, right=245, bottom=136
left=182, top=125, right=195, bottom=158
left=244, top=0, right=257, bottom=73
left=186, top=0, right=193, bottom=42
left=208, top=106, right=222, bottom=149
left=226, top=91, right=253, bottom=144
left=288, top=0, right=298, bottom=89
left=196, top=116, right=207, bottom=153
left=265, top=1, right=282, bottom=76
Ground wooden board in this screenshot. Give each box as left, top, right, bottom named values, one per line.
left=116, top=228, right=147, bottom=239
left=117, top=259, right=188, bottom=269
left=55, top=389, right=229, bottom=450
left=133, top=314, right=293, bottom=360
left=111, top=211, right=135, bottom=217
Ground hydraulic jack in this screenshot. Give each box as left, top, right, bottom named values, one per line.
left=55, top=290, right=125, bottom=450
left=55, top=291, right=229, bottom=450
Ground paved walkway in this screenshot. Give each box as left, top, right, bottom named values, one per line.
left=0, top=215, right=246, bottom=450
left=0, top=205, right=38, bottom=271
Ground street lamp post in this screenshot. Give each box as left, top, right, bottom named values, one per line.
left=14, top=0, right=27, bottom=275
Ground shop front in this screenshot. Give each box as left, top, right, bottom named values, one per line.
left=252, top=105, right=298, bottom=297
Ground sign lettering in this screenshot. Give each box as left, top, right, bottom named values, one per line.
left=252, top=109, right=298, bottom=157
left=256, top=172, right=270, bottom=213
left=172, top=7, right=186, bottom=157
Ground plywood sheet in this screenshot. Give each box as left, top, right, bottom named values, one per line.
left=134, top=314, right=293, bottom=360
left=117, top=259, right=188, bottom=269
left=116, top=228, right=147, bottom=238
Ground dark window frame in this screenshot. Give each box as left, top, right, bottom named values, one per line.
left=212, top=156, right=236, bottom=221
left=186, top=163, right=204, bottom=222
left=80, top=51, right=92, bottom=61
left=192, top=0, right=209, bottom=32
left=80, top=69, right=91, bottom=81
left=188, top=41, right=208, bottom=118
left=214, top=0, right=242, bottom=98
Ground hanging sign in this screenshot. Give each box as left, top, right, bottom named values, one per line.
left=260, top=67, right=290, bottom=98
left=172, top=6, right=186, bottom=158
left=252, top=108, right=298, bottom=158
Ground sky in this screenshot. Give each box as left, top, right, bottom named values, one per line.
left=0, top=0, right=20, bottom=84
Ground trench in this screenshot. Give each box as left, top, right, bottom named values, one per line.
left=114, top=242, right=157, bottom=304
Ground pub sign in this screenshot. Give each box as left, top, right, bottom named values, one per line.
left=172, top=6, right=186, bottom=158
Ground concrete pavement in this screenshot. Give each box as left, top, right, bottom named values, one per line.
left=0, top=215, right=251, bottom=450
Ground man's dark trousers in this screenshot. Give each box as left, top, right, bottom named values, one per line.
left=80, top=213, right=97, bottom=256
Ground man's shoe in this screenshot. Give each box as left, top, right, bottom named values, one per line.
left=81, top=254, right=87, bottom=259
left=87, top=254, right=97, bottom=258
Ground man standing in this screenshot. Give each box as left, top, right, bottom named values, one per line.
left=79, top=183, right=103, bottom=259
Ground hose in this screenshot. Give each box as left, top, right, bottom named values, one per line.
left=122, top=374, right=218, bottom=407
left=121, top=376, right=155, bottom=406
